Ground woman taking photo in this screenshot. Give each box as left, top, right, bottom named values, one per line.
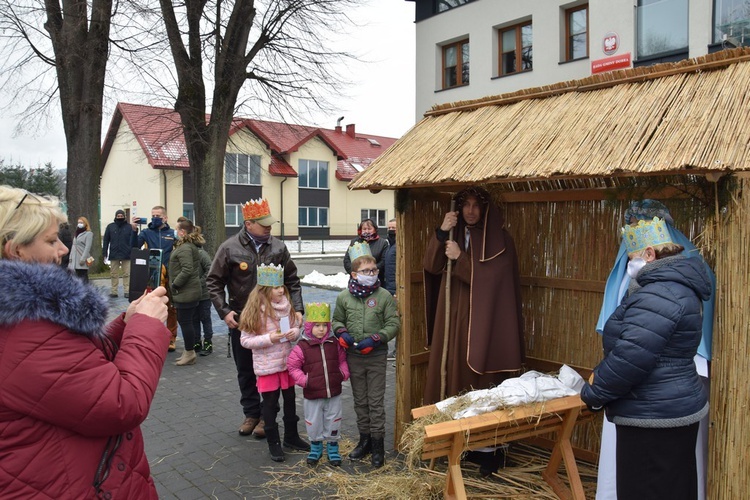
left=0, top=185, right=171, bottom=499
left=169, top=218, right=205, bottom=366
left=69, top=215, right=93, bottom=281
left=581, top=216, right=711, bottom=500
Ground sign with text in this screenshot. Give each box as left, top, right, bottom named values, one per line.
left=591, top=52, right=632, bottom=75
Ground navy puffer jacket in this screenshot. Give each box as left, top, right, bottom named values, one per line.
left=581, top=255, right=711, bottom=427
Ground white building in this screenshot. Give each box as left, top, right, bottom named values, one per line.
left=410, top=0, right=747, bottom=117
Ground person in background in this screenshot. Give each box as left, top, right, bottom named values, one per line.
left=581, top=216, right=710, bottom=500
left=133, top=206, right=179, bottom=351
left=103, top=209, right=136, bottom=298
left=0, top=185, right=170, bottom=498
left=288, top=302, right=350, bottom=467
left=238, top=264, right=309, bottom=462
left=58, top=220, right=72, bottom=269
left=176, top=216, right=214, bottom=356
left=594, top=200, right=716, bottom=500
left=169, top=218, right=205, bottom=366
left=207, top=198, right=304, bottom=440
left=69, top=215, right=93, bottom=282
left=343, top=218, right=389, bottom=284
left=195, top=225, right=214, bottom=355
left=383, top=218, right=398, bottom=361
left=333, top=244, right=399, bottom=468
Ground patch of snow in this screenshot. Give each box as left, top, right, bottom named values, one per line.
left=301, top=270, right=349, bottom=289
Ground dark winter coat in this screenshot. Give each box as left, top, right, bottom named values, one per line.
left=0, top=260, right=169, bottom=499
left=58, top=222, right=73, bottom=268
left=168, top=234, right=204, bottom=304
left=103, top=217, right=137, bottom=260
left=580, top=255, right=711, bottom=427
left=383, top=242, right=397, bottom=295
left=288, top=329, right=349, bottom=400
left=136, top=222, right=176, bottom=266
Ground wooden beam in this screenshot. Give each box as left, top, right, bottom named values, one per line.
left=521, top=276, right=606, bottom=293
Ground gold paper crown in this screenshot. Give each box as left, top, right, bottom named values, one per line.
left=305, top=302, right=331, bottom=323
left=348, top=241, right=372, bottom=261
left=256, top=263, right=284, bottom=287
left=622, top=217, right=673, bottom=255
left=242, top=198, right=272, bottom=221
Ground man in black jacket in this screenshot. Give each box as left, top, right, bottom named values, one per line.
left=102, top=209, right=136, bottom=297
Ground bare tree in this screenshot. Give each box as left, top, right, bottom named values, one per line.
left=0, top=0, right=116, bottom=246
left=153, top=0, right=358, bottom=253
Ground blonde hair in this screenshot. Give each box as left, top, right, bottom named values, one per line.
left=352, top=254, right=376, bottom=272
left=238, top=284, right=292, bottom=334
left=0, top=185, right=65, bottom=260
left=77, top=216, right=91, bottom=230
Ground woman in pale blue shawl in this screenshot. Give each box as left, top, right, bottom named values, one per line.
left=594, top=199, right=715, bottom=500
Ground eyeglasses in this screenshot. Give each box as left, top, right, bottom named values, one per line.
left=357, top=268, right=378, bottom=276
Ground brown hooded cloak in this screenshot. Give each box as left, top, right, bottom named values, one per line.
left=422, top=191, right=524, bottom=405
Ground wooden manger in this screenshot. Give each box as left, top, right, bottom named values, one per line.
left=412, top=394, right=593, bottom=500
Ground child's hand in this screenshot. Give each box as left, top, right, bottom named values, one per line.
left=356, top=334, right=382, bottom=354
left=283, top=330, right=296, bottom=341
left=270, top=331, right=284, bottom=343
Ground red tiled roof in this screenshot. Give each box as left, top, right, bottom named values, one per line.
left=102, top=103, right=399, bottom=180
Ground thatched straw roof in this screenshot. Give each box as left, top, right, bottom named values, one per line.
left=349, top=48, right=750, bottom=191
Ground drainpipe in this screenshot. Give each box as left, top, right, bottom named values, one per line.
left=162, top=170, right=168, bottom=210
left=280, top=176, right=287, bottom=240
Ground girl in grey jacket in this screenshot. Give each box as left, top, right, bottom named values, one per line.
left=69, top=216, right=93, bottom=282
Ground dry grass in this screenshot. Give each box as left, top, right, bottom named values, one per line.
left=260, top=441, right=598, bottom=499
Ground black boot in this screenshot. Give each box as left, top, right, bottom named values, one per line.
left=466, top=446, right=507, bottom=477
left=349, top=433, right=372, bottom=460
left=283, top=417, right=310, bottom=451
left=371, top=436, right=385, bottom=468
left=265, top=427, right=285, bottom=462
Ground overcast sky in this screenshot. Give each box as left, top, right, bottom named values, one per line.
left=0, top=0, right=416, bottom=169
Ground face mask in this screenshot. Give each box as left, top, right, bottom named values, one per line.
left=77, top=223, right=84, bottom=229
left=115, top=217, right=126, bottom=224
left=151, top=217, right=163, bottom=227
left=356, top=274, right=378, bottom=287
left=626, top=257, right=647, bottom=279
left=360, top=231, right=373, bottom=239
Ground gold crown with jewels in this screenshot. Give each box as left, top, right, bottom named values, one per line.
left=256, top=263, right=284, bottom=287
left=622, top=217, right=673, bottom=255
left=305, top=302, right=330, bottom=323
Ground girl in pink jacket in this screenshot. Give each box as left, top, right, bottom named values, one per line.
left=238, top=264, right=309, bottom=462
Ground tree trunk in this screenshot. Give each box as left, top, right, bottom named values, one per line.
left=45, top=0, right=112, bottom=259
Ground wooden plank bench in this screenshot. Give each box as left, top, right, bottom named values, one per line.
left=411, top=393, right=592, bottom=500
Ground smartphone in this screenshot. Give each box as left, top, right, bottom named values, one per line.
left=147, top=249, right=163, bottom=292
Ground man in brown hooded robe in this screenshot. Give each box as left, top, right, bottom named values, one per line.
left=423, top=186, right=524, bottom=406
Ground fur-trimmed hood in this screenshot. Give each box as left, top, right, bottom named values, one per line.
left=0, top=260, right=108, bottom=338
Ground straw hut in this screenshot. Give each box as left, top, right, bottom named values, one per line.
left=349, top=47, right=750, bottom=498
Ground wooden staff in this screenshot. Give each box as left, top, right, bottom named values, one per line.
left=440, top=198, right=456, bottom=401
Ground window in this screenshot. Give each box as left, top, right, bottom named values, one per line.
left=298, top=159, right=329, bottom=189
left=436, top=0, right=474, bottom=13
left=714, top=0, right=750, bottom=45
left=299, top=207, right=329, bottom=227
left=566, top=5, right=588, bottom=61
left=442, top=39, right=470, bottom=89
left=636, top=0, right=688, bottom=58
left=500, top=22, right=532, bottom=75
left=360, top=209, right=386, bottom=229
left=225, top=153, right=261, bottom=185
left=225, top=204, right=242, bottom=227
left=183, top=203, right=194, bottom=221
